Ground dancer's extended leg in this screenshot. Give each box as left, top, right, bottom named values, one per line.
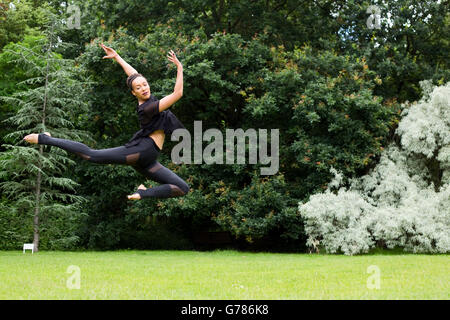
left=25, top=133, right=141, bottom=165
left=128, top=161, right=190, bottom=200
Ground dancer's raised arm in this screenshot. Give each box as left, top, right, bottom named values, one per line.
left=159, top=50, right=183, bottom=112
left=100, top=43, right=137, bottom=76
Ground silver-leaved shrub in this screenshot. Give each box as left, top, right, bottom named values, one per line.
left=299, top=81, right=450, bottom=255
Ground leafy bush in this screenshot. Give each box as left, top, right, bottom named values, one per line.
left=299, top=82, right=450, bottom=255
left=212, top=172, right=302, bottom=243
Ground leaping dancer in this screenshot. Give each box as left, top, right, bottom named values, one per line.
left=24, top=43, right=189, bottom=200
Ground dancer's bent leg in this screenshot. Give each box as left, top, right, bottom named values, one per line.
left=130, top=161, right=190, bottom=199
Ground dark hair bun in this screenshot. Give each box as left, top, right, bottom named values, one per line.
left=126, top=73, right=144, bottom=90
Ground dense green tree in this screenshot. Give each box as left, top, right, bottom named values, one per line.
left=70, top=28, right=401, bottom=248
left=326, top=0, right=450, bottom=101
left=0, top=0, right=50, bottom=51
left=0, top=16, right=92, bottom=251
left=0, top=0, right=448, bottom=251
left=0, top=0, right=55, bottom=148
left=55, top=0, right=450, bottom=103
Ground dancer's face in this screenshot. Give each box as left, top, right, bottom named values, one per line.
left=131, top=77, right=151, bottom=101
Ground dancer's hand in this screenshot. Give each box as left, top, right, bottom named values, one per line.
left=102, top=43, right=138, bottom=75
left=167, top=50, right=182, bottom=68
left=100, top=43, right=118, bottom=59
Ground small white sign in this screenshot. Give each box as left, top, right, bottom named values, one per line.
left=23, top=243, right=34, bottom=254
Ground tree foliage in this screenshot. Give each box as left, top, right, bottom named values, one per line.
left=0, top=0, right=448, bottom=251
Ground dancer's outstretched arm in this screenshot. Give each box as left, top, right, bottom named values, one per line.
left=100, top=43, right=137, bottom=76
left=159, top=50, right=183, bottom=112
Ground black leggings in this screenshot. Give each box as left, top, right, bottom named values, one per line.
left=38, top=134, right=189, bottom=198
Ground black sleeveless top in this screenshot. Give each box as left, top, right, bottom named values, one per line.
left=125, top=94, right=185, bottom=148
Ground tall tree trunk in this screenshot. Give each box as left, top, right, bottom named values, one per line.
left=33, top=22, right=52, bottom=253
left=33, top=147, right=43, bottom=253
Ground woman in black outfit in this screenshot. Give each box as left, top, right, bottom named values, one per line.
left=24, top=44, right=189, bottom=201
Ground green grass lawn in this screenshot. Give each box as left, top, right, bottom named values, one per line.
left=0, top=249, right=448, bottom=299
